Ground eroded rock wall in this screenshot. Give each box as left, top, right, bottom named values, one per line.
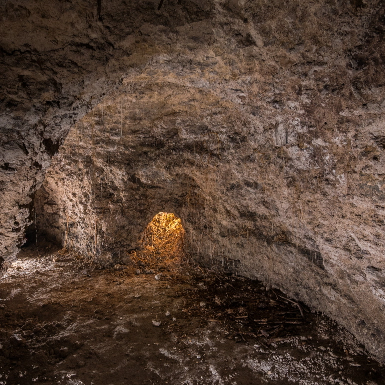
left=1, top=0, right=385, bottom=361
left=0, top=0, right=214, bottom=260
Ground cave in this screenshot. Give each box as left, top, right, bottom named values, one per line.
left=1, top=0, right=385, bottom=383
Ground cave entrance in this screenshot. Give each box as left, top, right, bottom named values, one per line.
left=133, top=212, right=185, bottom=270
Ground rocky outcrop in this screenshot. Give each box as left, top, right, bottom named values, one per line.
left=1, top=0, right=385, bottom=361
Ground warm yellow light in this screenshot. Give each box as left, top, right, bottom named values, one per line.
left=132, top=212, right=185, bottom=269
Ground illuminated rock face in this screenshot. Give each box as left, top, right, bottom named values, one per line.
left=1, top=0, right=385, bottom=361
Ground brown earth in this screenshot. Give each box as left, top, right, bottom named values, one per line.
left=0, top=243, right=384, bottom=385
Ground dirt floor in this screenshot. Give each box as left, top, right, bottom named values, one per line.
left=0, top=245, right=384, bottom=385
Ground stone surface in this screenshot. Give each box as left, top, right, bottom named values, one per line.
left=1, top=246, right=384, bottom=385
left=1, top=0, right=385, bottom=362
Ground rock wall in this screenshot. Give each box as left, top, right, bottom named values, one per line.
left=1, top=0, right=385, bottom=361
left=0, top=0, right=214, bottom=260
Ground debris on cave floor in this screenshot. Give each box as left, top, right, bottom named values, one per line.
left=0, top=245, right=384, bottom=385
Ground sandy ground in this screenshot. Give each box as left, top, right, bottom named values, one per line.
left=0, top=245, right=384, bottom=385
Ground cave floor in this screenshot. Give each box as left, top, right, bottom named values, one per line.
left=0, top=245, right=384, bottom=385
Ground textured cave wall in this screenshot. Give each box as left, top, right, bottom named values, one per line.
left=1, top=0, right=385, bottom=361
left=0, top=0, right=215, bottom=260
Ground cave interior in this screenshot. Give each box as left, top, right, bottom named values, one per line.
left=1, top=0, right=385, bottom=383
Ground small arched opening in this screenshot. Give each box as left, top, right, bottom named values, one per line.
left=132, top=212, right=185, bottom=270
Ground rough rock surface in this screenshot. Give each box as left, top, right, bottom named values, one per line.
left=1, top=246, right=384, bottom=385
left=1, top=0, right=385, bottom=361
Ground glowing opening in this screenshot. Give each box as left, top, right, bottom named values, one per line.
left=133, top=212, right=185, bottom=269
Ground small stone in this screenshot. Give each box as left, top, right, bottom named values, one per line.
left=135, top=269, right=141, bottom=275
left=165, top=311, right=170, bottom=316
left=155, top=274, right=161, bottom=280
left=200, top=301, right=206, bottom=307
left=152, top=320, right=161, bottom=327
left=172, top=317, right=177, bottom=321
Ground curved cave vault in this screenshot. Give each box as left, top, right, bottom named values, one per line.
left=32, top=80, right=219, bottom=266
left=132, top=212, right=185, bottom=269
left=31, top=73, right=385, bottom=363
left=3, top=0, right=385, bottom=363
